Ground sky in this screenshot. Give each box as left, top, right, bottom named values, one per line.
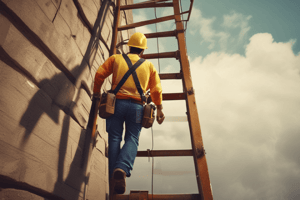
left=123, top=0, right=300, bottom=199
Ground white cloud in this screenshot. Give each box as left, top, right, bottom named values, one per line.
left=160, top=64, right=173, bottom=73
left=130, top=3, right=300, bottom=198
left=223, top=11, right=252, bottom=42
left=161, top=7, right=173, bottom=17
left=132, top=10, right=164, bottom=56
left=288, top=39, right=297, bottom=54
left=156, top=7, right=175, bottom=33
left=133, top=0, right=145, bottom=3
left=190, top=8, right=252, bottom=52
left=190, top=8, right=230, bottom=50
left=188, top=33, right=300, bottom=200
left=132, top=9, right=152, bottom=34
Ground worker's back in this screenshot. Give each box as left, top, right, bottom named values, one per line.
left=111, top=53, right=161, bottom=103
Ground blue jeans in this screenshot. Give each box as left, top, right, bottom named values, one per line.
left=106, top=99, right=143, bottom=178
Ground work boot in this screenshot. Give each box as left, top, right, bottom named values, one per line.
left=113, top=168, right=126, bottom=194
left=108, top=178, right=115, bottom=200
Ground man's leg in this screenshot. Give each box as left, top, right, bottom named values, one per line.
left=114, top=102, right=143, bottom=177
left=106, top=100, right=128, bottom=178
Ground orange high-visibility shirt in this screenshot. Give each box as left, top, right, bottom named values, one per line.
left=93, top=54, right=163, bottom=105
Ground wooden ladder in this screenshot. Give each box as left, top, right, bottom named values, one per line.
left=109, top=0, right=213, bottom=199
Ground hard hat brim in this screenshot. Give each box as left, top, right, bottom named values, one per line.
left=127, top=44, right=148, bottom=49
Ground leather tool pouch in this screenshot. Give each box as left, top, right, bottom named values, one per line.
left=142, top=103, right=156, bottom=128
left=99, top=91, right=116, bottom=119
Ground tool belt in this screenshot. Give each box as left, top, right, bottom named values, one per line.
left=99, top=93, right=156, bottom=129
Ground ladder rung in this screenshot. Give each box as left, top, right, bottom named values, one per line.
left=135, top=0, right=171, bottom=4
left=163, top=93, right=186, bottom=100
left=144, top=30, right=176, bottom=38
left=115, top=193, right=201, bottom=200
left=118, top=15, right=175, bottom=31
left=120, top=2, right=173, bottom=10
left=142, top=51, right=179, bottom=59
left=136, top=149, right=193, bottom=157
left=159, top=73, right=182, bottom=80
left=128, top=191, right=148, bottom=200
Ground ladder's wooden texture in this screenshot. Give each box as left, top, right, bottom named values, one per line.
left=115, top=193, right=201, bottom=200
left=110, top=1, right=121, bottom=200
left=173, top=0, right=213, bottom=199
left=130, top=191, right=148, bottom=200
left=159, top=73, right=182, bottom=80
left=118, top=15, right=175, bottom=31
left=144, top=30, right=177, bottom=38
left=162, top=93, right=186, bottom=101
left=134, top=0, right=171, bottom=5
left=136, top=149, right=193, bottom=157
left=110, top=0, right=213, bottom=199
left=110, top=0, right=121, bottom=56
left=120, top=2, right=173, bottom=10
left=142, top=51, right=179, bottom=59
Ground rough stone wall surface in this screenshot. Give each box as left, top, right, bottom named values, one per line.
left=0, top=0, right=134, bottom=199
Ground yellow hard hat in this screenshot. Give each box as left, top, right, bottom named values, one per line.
left=127, top=32, right=148, bottom=49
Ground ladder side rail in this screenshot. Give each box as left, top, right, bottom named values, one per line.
left=110, top=0, right=121, bottom=56
left=186, top=0, right=194, bottom=22
left=173, top=0, right=213, bottom=199
left=109, top=3, right=121, bottom=200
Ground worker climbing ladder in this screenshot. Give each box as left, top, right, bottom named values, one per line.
left=107, top=0, right=214, bottom=199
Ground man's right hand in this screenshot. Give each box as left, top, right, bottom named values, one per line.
left=156, top=105, right=165, bottom=124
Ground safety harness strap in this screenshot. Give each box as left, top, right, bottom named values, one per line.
left=122, top=54, right=146, bottom=103
left=112, top=55, right=145, bottom=100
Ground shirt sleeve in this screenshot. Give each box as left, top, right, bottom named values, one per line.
left=148, top=63, right=163, bottom=105
left=93, top=56, right=115, bottom=95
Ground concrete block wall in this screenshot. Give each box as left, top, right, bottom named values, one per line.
left=0, top=0, right=134, bottom=199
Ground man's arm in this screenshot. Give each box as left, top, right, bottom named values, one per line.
left=148, top=64, right=165, bottom=124
left=93, top=56, right=115, bottom=96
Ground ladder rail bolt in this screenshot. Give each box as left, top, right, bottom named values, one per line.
left=187, top=87, right=194, bottom=95
left=196, top=146, right=206, bottom=158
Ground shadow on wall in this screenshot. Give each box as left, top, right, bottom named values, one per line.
left=0, top=0, right=113, bottom=199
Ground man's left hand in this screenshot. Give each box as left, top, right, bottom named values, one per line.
left=156, top=108, right=165, bottom=124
